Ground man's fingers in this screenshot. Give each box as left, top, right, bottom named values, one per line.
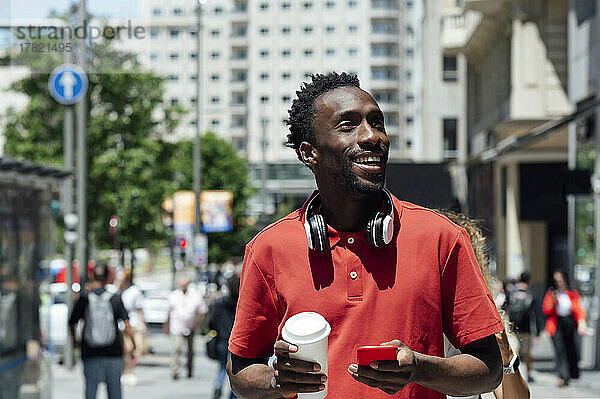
left=274, top=357, right=321, bottom=372
left=274, top=340, right=298, bottom=355
left=348, top=367, right=406, bottom=392
left=276, top=381, right=326, bottom=394
left=275, top=369, right=327, bottom=385
left=381, top=339, right=403, bottom=348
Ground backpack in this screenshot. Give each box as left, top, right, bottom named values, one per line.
left=507, top=288, right=533, bottom=331
left=84, top=291, right=116, bottom=347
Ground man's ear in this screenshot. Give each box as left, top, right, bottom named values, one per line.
left=299, top=141, right=318, bottom=168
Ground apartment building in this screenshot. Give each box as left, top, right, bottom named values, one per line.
left=115, top=0, right=430, bottom=214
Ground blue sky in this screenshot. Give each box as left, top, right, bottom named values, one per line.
left=3, top=0, right=138, bottom=19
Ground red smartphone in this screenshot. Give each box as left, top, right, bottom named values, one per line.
left=357, top=345, right=398, bottom=366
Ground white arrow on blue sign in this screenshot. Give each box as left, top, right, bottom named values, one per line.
left=48, top=64, right=88, bottom=105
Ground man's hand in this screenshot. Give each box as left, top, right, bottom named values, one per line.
left=272, top=340, right=327, bottom=398
left=347, top=340, right=416, bottom=395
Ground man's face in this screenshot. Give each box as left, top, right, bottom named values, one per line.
left=308, top=86, right=389, bottom=194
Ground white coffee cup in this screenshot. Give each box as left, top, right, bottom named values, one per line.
left=281, top=312, right=331, bottom=399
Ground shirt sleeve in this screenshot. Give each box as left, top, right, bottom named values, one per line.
left=229, top=244, right=280, bottom=359
left=113, top=295, right=129, bottom=322
left=68, top=293, right=86, bottom=325
left=441, top=229, right=503, bottom=348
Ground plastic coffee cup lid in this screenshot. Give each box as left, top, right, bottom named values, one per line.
left=282, top=312, right=331, bottom=345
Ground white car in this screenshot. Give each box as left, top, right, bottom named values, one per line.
left=139, top=282, right=170, bottom=326
left=39, top=283, right=70, bottom=353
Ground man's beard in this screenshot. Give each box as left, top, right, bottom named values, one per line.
left=324, top=148, right=385, bottom=195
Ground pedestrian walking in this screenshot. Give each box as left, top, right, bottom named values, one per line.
left=227, top=72, right=504, bottom=399
left=117, top=270, right=147, bottom=386
left=507, top=271, right=538, bottom=382
left=164, top=277, right=207, bottom=380
left=543, top=269, right=587, bottom=387
left=208, top=276, right=239, bottom=399
left=68, top=263, right=137, bottom=399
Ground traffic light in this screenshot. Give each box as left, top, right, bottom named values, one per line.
left=178, top=237, right=187, bottom=259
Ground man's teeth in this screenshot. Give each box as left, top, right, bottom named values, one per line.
left=355, top=156, right=381, bottom=164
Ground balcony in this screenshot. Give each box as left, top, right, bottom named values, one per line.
left=463, top=0, right=505, bottom=15
left=441, top=8, right=483, bottom=52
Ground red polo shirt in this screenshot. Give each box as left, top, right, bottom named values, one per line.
left=229, top=193, right=503, bottom=398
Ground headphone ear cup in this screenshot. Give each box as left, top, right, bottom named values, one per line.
left=310, top=214, right=329, bottom=251
left=366, top=216, right=375, bottom=247
left=370, top=212, right=386, bottom=247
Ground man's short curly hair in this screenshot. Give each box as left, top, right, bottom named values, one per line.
left=285, top=72, right=360, bottom=160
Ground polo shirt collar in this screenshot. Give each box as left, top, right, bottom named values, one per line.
left=300, top=189, right=402, bottom=249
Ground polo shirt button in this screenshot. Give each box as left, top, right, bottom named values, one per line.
left=347, top=237, right=355, bottom=244
left=350, top=271, right=358, bottom=280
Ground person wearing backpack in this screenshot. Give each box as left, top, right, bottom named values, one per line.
left=69, top=263, right=137, bottom=399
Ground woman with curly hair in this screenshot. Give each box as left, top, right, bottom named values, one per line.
left=439, top=210, right=530, bottom=399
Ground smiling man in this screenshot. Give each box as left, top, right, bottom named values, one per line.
left=227, top=72, right=503, bottom=398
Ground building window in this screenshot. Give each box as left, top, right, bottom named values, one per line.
left=386, top=113, right=399, bottom=126
left=282, top=72, right=291, bottom=79
left=259, top=27, right=270, bottom=34
left=190, top=120, right=197, bottom=126
left=389, top=135, right=399, bottom=150
left=372, top=20, right=398, bottom=34
left=214, top=6, right=224, bottom=14
left=232, top=48, right=247, bottom=59
left=232, top=137, right=247, bottom=151
left=189, top=29, right=197, bottom=37
left=232, top=93, right=246, bottom=105
left=190, top=74, right=197, bottom=81
left=303, top=49, right=313, bottom=57
left=211, top=74, right=220, bottom=81
left=190, top=97, right=197, bottom=104
left=347, top=48, right=358, bottom=56
left=348, top=25, right=358, bottom=33
left=371, top=44, right=397, bottom=56
left=326, top=0, right=336, bottom=7
left=150, top=28, right=159, bottom=38
left=260, top=95, right=270, bottom=103
left=303, top=2, right=313, bottom=8
left=406, top=0, right=413, bottom=8
left=232, top=70, right=247, bottom=81
left=406, top=70, right=412, bottom=80
left=170, top=29, right=180, bottom=38
left=326, top=25, right=335, bottom=33
left=260, top=72, right=270, bottom=80
left=281, top=49, right=291, bottom=57
left=210, top=29, right=220, bottom=37
left=281, top=95, right=291, bottom=102
left=232, top=116, right=246, bottom=127
left=152, top=8, right=162, bottom=16
left=348, top=0, right=358, bottom=7
left=209, top=52, right=219, bottom=59
left=211, top=97, right=220, bottom=104
left=443, top=118, right=458, bottom=158
left=406, top=139, right=412, bottom=148
left=443, top=55, right=458, bottom=81
left=259, top=3, right=270, bottom=10
left=168, top=75, right=179, bottom=82
left=373, top=90, right=398, bottom=103
left=170, top=53, right=179, bottom=61
left=281, top=26, right=291, bottom=34
left=406, top=117, right=414, bottom=126
left=282, top=2, right=291, bottom=9
left=325, top=48, right=335, bottom=56
left=304, top=26, right=313, bottom=34
left=150, top=53, right=158, bottom=62
left=372, top=67, right=397, bottom=80
left=406, top=47, right=414, bottom=57
left=211, top=119, right=220, bottom=127
left=171, top=98, right=179, bottom=106
left=406, top=25, right=413, bottom=36
left=259, top=49, right=269, bottom=57
left=304, top=72, right=312, bottom=79
left=406, top=94, right=414, bottom=103
left=173, top=8, right=182, bottom=15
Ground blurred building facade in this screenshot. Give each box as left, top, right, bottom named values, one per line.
left=445, top=0, right=600, bottom=368
left=113, top=0, right=467, bottom=216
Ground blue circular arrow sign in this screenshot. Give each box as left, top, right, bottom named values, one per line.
left=48, top=64, right=88, bottom=105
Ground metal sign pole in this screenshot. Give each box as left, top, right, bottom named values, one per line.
left=76, top=0, right=88, bottom=285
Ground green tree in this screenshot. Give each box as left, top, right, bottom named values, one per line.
left=2, top=14, right=254, bottom=261
left=164, top=134, right=255, bottom=262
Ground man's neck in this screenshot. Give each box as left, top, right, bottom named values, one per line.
left=318, top=187, right=383, bottom=232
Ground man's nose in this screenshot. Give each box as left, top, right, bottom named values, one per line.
left=357, top=120, right=380, bottom=146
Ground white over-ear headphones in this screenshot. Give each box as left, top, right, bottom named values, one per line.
left=303, top=189, right=395, bottom=251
